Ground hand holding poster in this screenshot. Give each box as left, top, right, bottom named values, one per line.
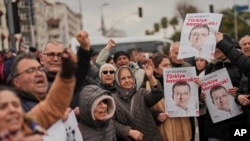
left=178, top=13, right=223, bottom=61
left=43, top=111, right=83, bottom=141
left=163, top=67, right=199, bottom=117
left=200, top=68, right=243, bottom=123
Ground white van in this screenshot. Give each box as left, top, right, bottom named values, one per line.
left=69, top=36, right=173, bottom=54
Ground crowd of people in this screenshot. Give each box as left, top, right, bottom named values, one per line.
left=1, top=28, right=250, bottom=141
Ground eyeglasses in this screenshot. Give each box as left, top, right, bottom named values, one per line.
left=43, top=52, right=62, bottom=59
left=102, top=70, right=115, bottom=75
left=14, top=66, right=46, bottom=78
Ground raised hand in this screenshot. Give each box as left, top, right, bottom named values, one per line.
left=215, top=32, right=223, bottom=43
left=105, top=39, right=116, bottom=49
left=60, top=48, right=78, bottom=79
left=143, top=59, right=154, bottom=78
left=76, top=30, right=90, bottom=51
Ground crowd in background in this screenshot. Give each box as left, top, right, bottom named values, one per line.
left=1, top=29, right=250, bottom=141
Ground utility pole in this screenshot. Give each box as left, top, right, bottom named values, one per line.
left=234, top=0, right=238, bottom=40
left=100, top=3, right=108, bottom=36
left=5, top=0, right=16, bottom=49
left=78, top=0, right=83, bottom=29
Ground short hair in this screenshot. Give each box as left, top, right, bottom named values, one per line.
left=41, top=40, right=65, bottom=52
left=169, top=42, right=180, bottom=52
left=0, top=85, right=18, bottom=96
left=239, top=35, right=250, bottom=46
left=127, top=48, right=138, bottom=57
left=188, top=24, right=210, bottom=40
left=152, top=53, right=170, bottom=68
left=172, top=81, right=191, bottom=94
left=210, top=85, right=228, bottom=100
left=10, top=52, right=38, bottom=81
left=106, top=55, right=113, bottom=63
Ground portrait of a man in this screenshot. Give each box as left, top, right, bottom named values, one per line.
left=210, top=85, right=231, bottom=113
left=172, top=81, right=192, bottom=114
left=188, top=24, right=210, bottom=57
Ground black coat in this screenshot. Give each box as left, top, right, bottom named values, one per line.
left=204, top=50, right=248, bottom=140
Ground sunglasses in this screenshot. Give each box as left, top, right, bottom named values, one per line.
left=102, top=70, right=115, bottom=75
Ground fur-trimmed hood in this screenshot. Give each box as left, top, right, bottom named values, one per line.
left=78, top=85, right=115, bottom=128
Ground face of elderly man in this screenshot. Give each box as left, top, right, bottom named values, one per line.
left=40, top=41, right=64, bottom=75
left=240, top=36, right=250, bottom=57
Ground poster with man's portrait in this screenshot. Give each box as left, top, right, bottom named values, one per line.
left=163, top=67, right=199, bottom=117
left=200, top=68, right=243, bottom=123
left=178, top=13, right=223, bottom=61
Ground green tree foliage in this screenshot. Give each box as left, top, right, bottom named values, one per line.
left=145, top=30, right=154, bottom=35
left=170, top=16, right=179, bottom=32
left=170, top=31, right=181, bottom=41
left=154, top=23, right=160, bottom=32
left=161, top=17, right=168, bottom=38
left=176, top=0, right=199, bottom=21
left=219, top=8, right=250, bottom=40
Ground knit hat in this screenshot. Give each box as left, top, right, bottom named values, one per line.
left=195, top=56, right=210, bottom=63
left=99, top=63, right=116, bottom=78
left=113, top=51, right=130, bottom=63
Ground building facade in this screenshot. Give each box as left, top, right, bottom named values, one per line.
left=0, top=0, right=81, bottom=51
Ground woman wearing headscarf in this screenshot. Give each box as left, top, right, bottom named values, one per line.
left=112, top=60, right=163, bottom=141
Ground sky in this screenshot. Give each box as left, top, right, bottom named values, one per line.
left=53, top=0, right=250, bottom=38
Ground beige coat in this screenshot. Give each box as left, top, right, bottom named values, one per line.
left=27, top=74, right=75, bottom=129
left=147, top=81, right=192, bottom=141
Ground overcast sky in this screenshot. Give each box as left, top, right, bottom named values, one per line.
left=53, top=0, right=249, bottom=38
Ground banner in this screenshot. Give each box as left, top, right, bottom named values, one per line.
left=43, top=111, right=83, bottom=141
left=200, top=68, right=243, bottom=123
left=163, top=67, right=199, bottom=117
left=178, top=13, right=223, bottom=61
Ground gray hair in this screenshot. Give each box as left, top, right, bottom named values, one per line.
left=41, top=40, right=65, bottom=52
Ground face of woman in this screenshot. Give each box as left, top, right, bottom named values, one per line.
left=101, top=67, right=115, bottom=85
left=94, top=100, right=108, bottom=121
left=195, top=58, right=207, bottom=71
left=154, top=58, right=171, bottom=76
left=0, top=90, right=23, bottom=134
left=119, top=68, right=134, bottom=89
left=214, top=48, right=227, bottom=60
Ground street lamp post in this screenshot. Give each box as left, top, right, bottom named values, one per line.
left=100, top=3, right=109, bottom=36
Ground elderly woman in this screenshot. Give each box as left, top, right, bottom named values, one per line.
left=78, top=85, right=142, bottom=141
left=112, top=60, right=163, bottom=141
left=98, top=63, right=116, bottom=93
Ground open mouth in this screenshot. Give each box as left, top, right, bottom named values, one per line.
left=35, top=78, right=46, bottom=86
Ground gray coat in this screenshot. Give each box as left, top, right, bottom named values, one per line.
left=78, top=85, right=130, bottom=141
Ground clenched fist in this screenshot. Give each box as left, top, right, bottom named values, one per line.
left=76, top=30, right=90, bottom=51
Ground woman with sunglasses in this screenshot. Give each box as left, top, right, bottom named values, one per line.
left=98, top=63, right=117, bottom=93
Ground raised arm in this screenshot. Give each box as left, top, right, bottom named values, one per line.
left=95, top=39, right=115, bottom=66
left=27, top=48, right=77, bottom=129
